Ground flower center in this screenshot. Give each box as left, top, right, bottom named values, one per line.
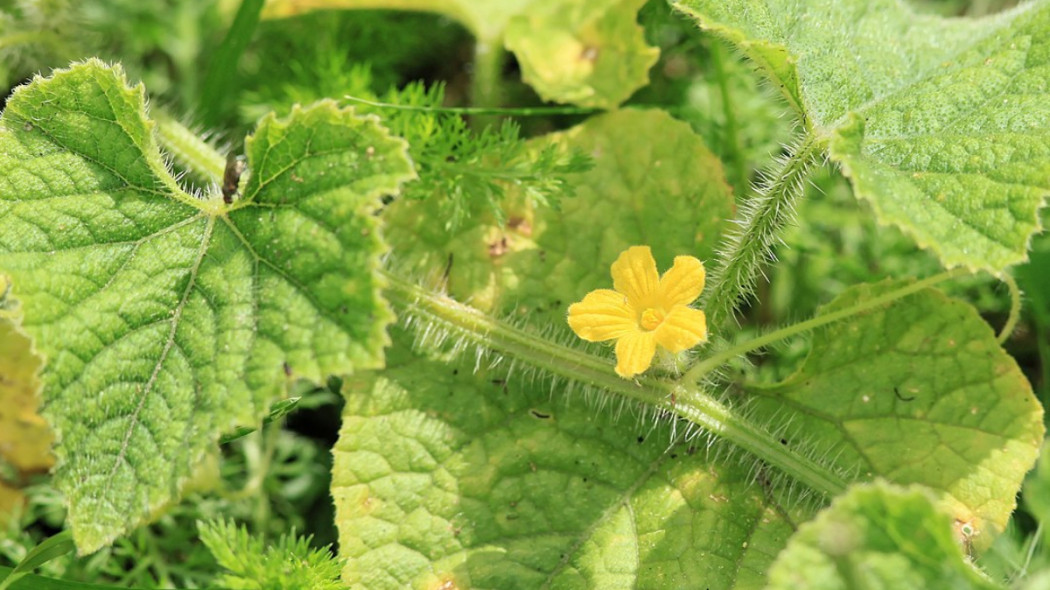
left=640, top=307, right=665, bottom=331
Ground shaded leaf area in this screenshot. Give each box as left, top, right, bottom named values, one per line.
left=385, top=108, right=734, bottom=326
left=333, top=338, right=803, bottom=590
left=1023, top=441, right=1050, bottom=550
left=767, top=482, right=1002, bottom=590
left=0, top=318, right=51, bottom=521
left=0, top=60, right=414, bottom=552
left=260, top=0, right=657, bottom=107
left=672, top=0, right=1050, bottom=272
left=746, top=281, right=1044, bottom=549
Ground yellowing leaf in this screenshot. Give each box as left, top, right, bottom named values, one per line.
left=0, top=317, right=52, bottom=521
left=504, top=0, right=658, bottom=108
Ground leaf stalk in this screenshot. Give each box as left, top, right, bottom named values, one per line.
left=381, top=269, right=849, bottom=498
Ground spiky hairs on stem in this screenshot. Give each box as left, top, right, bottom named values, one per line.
left=702, top=134, right=821, bottom=329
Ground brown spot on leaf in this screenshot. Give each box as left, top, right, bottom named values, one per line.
left=488, top=236, right=509, bottom=258
left=508, top=216, right=532, bottom=237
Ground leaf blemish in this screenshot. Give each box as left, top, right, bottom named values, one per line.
left=893, top=387, right=915, bottom=402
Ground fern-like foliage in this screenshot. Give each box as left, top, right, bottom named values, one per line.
left=198, top=520, right=342, bottom=590
left=361, top=82, right=593, bottom=229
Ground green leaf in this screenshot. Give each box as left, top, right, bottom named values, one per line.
left=333, top=338, right=804, bottom=589
left=386, top=108, right=734, bottom=322
left=0, top=531, right=76, bottom=590
left=218, top=396, right=302, bottom=445
left=198, top=519, right=343, bottom=590
left=767, top=482, right=1002, bottom=590
left=746, top=281, right=1044, bottom=549
left=198, top=0, right=264, bottom=126
left=0, top=60, right=415, bottom=553
left=504, top=0, right=659, bottom=108
left=0, top=565, right=140, bottom=590
left=672, top=0, right=1050, bottom=272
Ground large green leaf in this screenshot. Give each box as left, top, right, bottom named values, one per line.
left=260, top=0, right=657, bottom=108
left=746, top=281, right=1044, bottom=548
left=333, top=338, right=804, bottom=589
left=385, top=108, right=735, bottom=322
left=767, top=482, right=1002, bottom=590
left=672, top=0, right=1050, bottom=272
left=0, top=60, right=415, bottom=552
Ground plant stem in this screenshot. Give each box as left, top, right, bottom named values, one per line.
left=703, top=133, right=820, bottom=328
left=154, top=110, right=225, bottom=186
left=343, top=95, right=597, bottom=117
left=710, top=39, right=747, bottom=194
left=381, top=269, right=849, bottom=498
left=684, top=268, right=970, bottom=385
left=998, top=273, right=1021, bottom=344
left=470, top=38, right=506, bottom=129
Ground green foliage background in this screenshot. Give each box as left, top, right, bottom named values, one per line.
left=0, top=0, right=1048, bottom=589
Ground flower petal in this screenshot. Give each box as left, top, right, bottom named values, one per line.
left=611, top=246, right=659, bottom=308
left=654, top=306, right=707, bottom=352
left=567, top=289, right=636, bottom=342
left=614, top=331, right=657, bottom=378
left=658, top=255, right=705, bottom=307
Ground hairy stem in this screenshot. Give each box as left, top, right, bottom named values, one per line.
left=154, top=111, right=225, bottom=186
left=381, top=269, right=848, bottom=498
left=703, top=134, right=820, bottom=328
left=684, top=268, right=971, bottom=385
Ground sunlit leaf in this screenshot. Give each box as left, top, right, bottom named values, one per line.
left=332, top=338, right=805, bottom=589
left=504, top=0, right=658, bottom=108
left=0, top=60, right=415, bottom=552
left=672, top=0, right=1050, bottom=272
left=768, top=482, right=1002, bottom=590
left=747, top=281, right=1044, bottom=549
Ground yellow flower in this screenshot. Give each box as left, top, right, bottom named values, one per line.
left=567, top=246, right=708, bottom=379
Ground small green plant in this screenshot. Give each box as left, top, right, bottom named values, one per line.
left=0, top=0, right=1048, bottom=589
